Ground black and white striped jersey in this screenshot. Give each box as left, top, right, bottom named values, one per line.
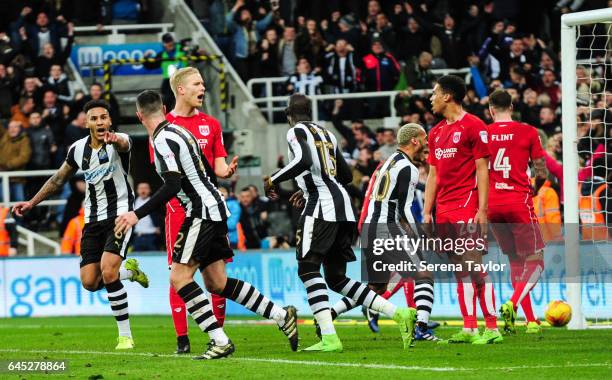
left=66, top=134, right=134, bottom=224
left=364, top=150, right=419, bottom=225
left=271, top=121, right=355, bottom=222
left=152, top=121, right=228, bottom=221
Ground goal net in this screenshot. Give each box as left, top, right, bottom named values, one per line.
left=561, top=8, right=612, bottom=329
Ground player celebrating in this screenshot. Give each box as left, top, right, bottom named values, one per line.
left=264, top=94, right=416, bottom=352
left=328, top=123, right=439, bottom=341
left=12, top=100, right=149, bottom=350
left=116, top=90, right=298, bottom=360
left=424, top=75, right=502, bottom=344
left=486, top=89, right=547, bottom=334
left=162, top=67, right=238, bottom=354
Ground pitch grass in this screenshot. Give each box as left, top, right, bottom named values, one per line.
left=0, top=316, right=610, bottom=380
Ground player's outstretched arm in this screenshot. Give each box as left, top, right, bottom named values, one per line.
left=214, top=156, right=239, bottom=178
left=12, top=162, right=77, bottom=216
left=104, top=131, right=131, bottom=152
left=114, top=172, right=181, bottom=234
left=422, top=165, right=437, bottom=223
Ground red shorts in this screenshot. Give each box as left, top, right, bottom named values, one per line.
left=165, top=203, right=233, bottom=267
left=435, top=207, right=485, bottom=252
left=488, top=202, right=545, bottom=257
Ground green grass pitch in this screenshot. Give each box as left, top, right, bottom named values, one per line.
left=0, top=316, right=610, bottom=379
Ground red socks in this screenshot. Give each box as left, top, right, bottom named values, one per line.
left=510, top=259, right=543, bottom=322
left=211, top=293, right=227, bottom=327
left=169, top=285, right=188, bottom=337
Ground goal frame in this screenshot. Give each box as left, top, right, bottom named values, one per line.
left=561, top=8, right=612, bottom=330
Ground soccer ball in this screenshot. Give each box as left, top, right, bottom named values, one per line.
left=545, top=300, right=572, bottom=327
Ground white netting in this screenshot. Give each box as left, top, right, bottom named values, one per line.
left=574, top=21, right=611, bottom=327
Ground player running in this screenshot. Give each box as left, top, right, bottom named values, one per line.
left=12, top=100, right=149, bottom=350
left=486, top=89, right=547, bottom=335
left=327, top=123, right=439, bottom=341
left=115, top=90, right=298, bottom=360
left=159, top=67, right=238, bottom=354
left=264, top=93, right=416, bottom=352
left=424, top=75, right=502, bottom=344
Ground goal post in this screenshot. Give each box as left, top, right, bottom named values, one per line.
left=561, top=8, right=612, bottom=330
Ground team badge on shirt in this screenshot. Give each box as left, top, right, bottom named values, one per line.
left=452, top=132, right=461, bottom=143
left=479, top=130, right=488, bottom=143
left=199, top=125, right=210, bottom=136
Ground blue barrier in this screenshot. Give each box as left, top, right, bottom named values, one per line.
left=0, top=247, right=610, bottom=319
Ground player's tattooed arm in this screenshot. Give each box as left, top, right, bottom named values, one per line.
left=12, top=162, right=76, bottom=216
left=533, top=157, right=548, bottom=180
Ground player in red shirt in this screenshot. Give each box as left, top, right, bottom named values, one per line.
left=424, top=75, right=502, bottom=344
left=158, top=67, right=238, bottom=354
left=486, top=89, right=547, bottom=335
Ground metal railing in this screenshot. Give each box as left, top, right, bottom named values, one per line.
left=246, top=68, right=470, bottom=121
left=1, top=170, right=67, bottom=208
left=17, top=225, right=61, bottom=256
left=249, top=89, right=430, bottom=122
left=73, top=23, right=174, bottom=35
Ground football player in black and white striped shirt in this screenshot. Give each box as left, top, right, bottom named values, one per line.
left=329, top=123, right=439, bottom=341
left=13, top=100, right=150, bottom=350
left=114, top=90, right=298, bottom=360
left=264, top=94, right=416, bottom=352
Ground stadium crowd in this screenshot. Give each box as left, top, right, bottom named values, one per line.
left=0, top=1, right=610, bottom=255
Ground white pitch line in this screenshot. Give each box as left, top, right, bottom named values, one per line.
left=0, top=348, right=609, bottom=373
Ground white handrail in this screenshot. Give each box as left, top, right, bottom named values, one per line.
left=16, top=225, right=61, bottom=256
left=246, top=67, right=472, bottom=96
left=74, top=23, right=174, bottom=35
left=1, top=170, right=69, bottom=208
left=249, top=89, right=431, bottom=122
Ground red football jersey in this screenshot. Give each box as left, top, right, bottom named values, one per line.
left=428, top=112, right=490, bottom=214
left=148, top=109, right=227, bottom=213
left=487, top=121, right=545, bottom=205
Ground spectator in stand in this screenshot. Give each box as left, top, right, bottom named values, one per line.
left=365, top=0, right=381, bottom=27
left=351, top=124, right=378, bottom=160
left=132, top=182, right=161, bottom=251
left=324, top=38, right=358, bottom=94
left=219, top=185, right=244, bottom=250
left=74, top=83, right=120, bottom=127
left=486, top=33, right=535, bottom=83
left=533, top=176, right=562, bottom=242
left=412, top=10, right=467, bottom=69
left=508, top=65, right=529, bottom=94
left=286, top=57, right=323, bottom=95
left=238, top=186, right=262, bottom=249
left=395, top=15, right=431, bottom=63
left=257, top=28, right=280, bottom=77
left=376, top=128, right=397, bottom=161
left=226, top=0, right=276, bottom=81
left=26, top=111, right=56, bottom=171
left=10, top=97, right=35, bottom=129
left=538, top=106, right=560, bottom=136
left=60, top=206, right=84, bottom=255
left=11, top=8, right=64, bottom=57
left=64, top=111, right=88, bottom=148
left=32, top=22, right=73, bottom=80
left=516, top=88, right=541, bottom=126
left=40, top=89, right=68, bottom=148
left=535, top=69, right=561, bottom=108
left=143, top=33, right=193, bottom=109
left=0, top=64, right=15, bottom=119
left=368, top=12, right=396, bottom=53
left=278, top=25, right=298, bottom=77
left=20, top=76, right=44, bottom=105
left=350, top=146, right=378, bottom=192
left=404, top=51, right=436, bottom=90
left=0, top=121, right=31, bottom=202
left=360, top=39, right=400, bottom=117
left=46, top=64, right=73, bottom=103
left=296, top=18, right=327, bottom=71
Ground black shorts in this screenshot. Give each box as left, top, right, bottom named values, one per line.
left=295, top=215, right=357, bottom=262
left=80, top=219, right=132, bottom=268
left=172, top=217, right=234, bottom=269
